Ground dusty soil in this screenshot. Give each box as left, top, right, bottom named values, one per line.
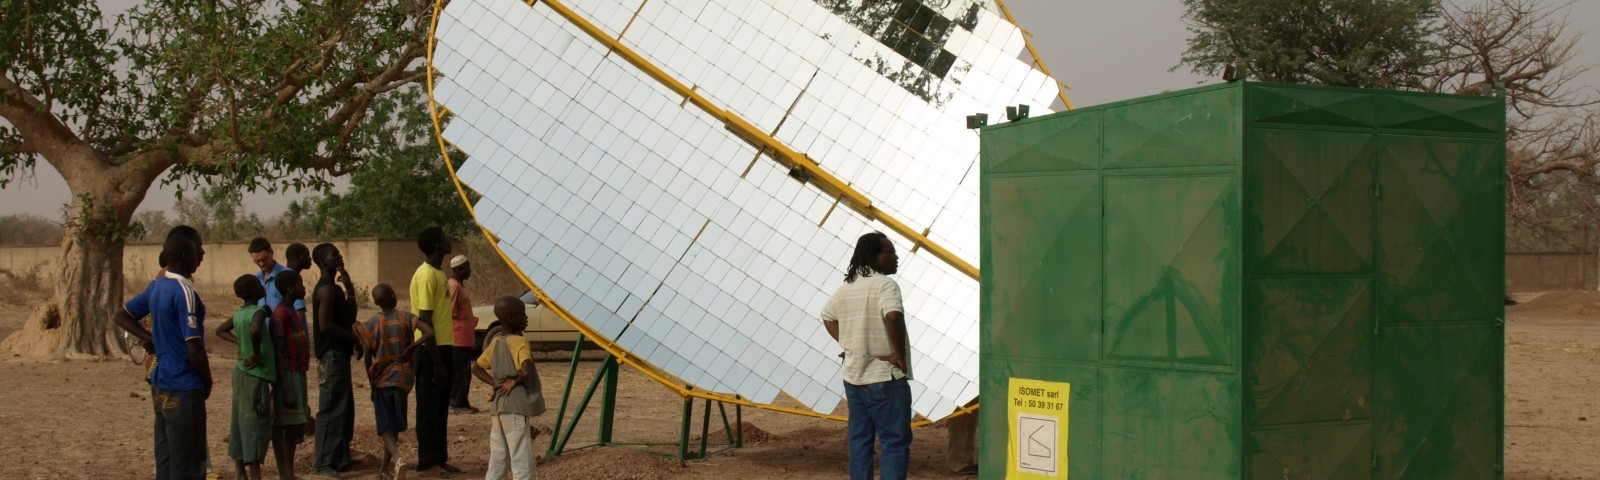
left=0, top=289, right=965, bottom=480
left=1505, top=292, right=1600, bottom=480
left=0, top=289, right=1595, bottom=479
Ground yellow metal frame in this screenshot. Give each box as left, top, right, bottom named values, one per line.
left=994, top=0, right=1073, bottom=110
left=425, top=0, right=983, bottom=425
left=536, top=0, right=979, bottom=281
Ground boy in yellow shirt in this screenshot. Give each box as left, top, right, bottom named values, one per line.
left=471, top=296, right=544, bottom=480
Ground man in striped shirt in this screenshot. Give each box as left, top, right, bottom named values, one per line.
left=822, top=232, right=914, bottom=480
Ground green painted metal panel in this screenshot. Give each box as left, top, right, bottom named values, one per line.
left=1104, top=175, right=1238, bottom=368
left=1374, top=325, right=1503, bottom=478
left=981, top=173, right=1101, bottom=361
left=1246, top=424, right=1373, bottom=480
left=1375, top=136, right=1503, bottom=323
left=1101, top=367, right=1241, bottom=479
left=1247, top=85, right=1377, bottom=128
left=978, top=360, right=1102, bottom=480
left=1103, top=87, right=1241, bottom=169
left=1243, top=279, right=1373, bottom=426
left=1376, top=93, right=1506, bottom=134
left=982, top=112, right=1101, bottom=174
left=980, top=82, right=1503, bottom=480
left=1244, top=129, right=1375, bottom=275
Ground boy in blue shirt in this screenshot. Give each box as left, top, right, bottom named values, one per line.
left=116, top=234, right=213, bottom=480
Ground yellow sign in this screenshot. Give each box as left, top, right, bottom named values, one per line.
left=1008, top=377, right=1069, bottom=478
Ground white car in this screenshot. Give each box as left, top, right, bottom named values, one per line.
left=469, top=290, right=585, bottom=351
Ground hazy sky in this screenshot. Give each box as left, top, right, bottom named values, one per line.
left=2, top=0, right=1597, bottom=218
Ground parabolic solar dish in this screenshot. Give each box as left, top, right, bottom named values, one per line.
left=429, top=0, right=1059, bottom=419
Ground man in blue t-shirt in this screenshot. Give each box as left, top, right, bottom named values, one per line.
left=116, top=234, right=213, bottom=480
left=250, top=237, right=305, bottom=312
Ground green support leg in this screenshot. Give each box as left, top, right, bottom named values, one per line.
left=597, top=356, right=619, bottom=444
left=549, top=352, right=615, bottom=457
left=717, top=401, right=733, bottom=447
left=698, top=398, right=712, bottom=459
left=546, top=335, right=587, bottom=457
left=539, top=340, right=747, bottom=461
left=678, top=394, right=694, bottom=460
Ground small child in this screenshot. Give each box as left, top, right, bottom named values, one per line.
left=356, top=284, right=435, bottom=480
left=446, top=255, right=480, bottom=414
left=471, top=296, right=545, bottom=480
left=219, top=275, right=277, bottom=480
left=269, top=270, right=311, bottom=480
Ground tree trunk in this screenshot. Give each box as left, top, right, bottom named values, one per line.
left=57, top=220, right=128, bottom=356
left=0, top=156, right=154, bottom=359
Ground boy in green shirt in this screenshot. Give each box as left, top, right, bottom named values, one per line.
left=218, top=275, right=276, bottom=480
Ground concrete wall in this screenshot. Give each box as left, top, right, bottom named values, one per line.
left=1507, top=253, right=1598, bottom=292
left=0, top=237, right=529, bottom=305
left=0, top=239, right=422, bottom=299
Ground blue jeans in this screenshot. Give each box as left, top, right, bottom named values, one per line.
left=844, top=377, right=912, bottom=480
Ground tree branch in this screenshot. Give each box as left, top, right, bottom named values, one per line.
left=266, top=30, right=346, bottom=103
left=324, top=42, right=426, bottom=153
left=0, top=73, right=86, bottom=161
left=5, top=141, right=42, bottom=155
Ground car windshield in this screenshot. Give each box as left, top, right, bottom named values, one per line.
left=519, top=290, right=537, bottom=305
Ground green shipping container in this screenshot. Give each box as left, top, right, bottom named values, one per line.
left=979, top=82, right=1505, bottom=479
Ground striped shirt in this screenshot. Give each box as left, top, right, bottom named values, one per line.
left=272, top=304, right=311, bottom=372
left=357, top=309, right=419, bottom=391
left=124, top=271, right=207, bottom=391
left=821, top=273, right=910, bottom=385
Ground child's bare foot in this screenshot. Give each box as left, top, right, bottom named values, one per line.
left=437, top=463, right=462, bottom=474
left=416, top=466, right=453, bottom=478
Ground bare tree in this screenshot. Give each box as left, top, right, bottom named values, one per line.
left=1425, top=0, right=1600, bottom=248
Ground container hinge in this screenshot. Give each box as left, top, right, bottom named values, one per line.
left=1372, top=452, right=1379, bottom=470
left=1373, top=324, right=1380, bottom=336
left=1373, top=182, right=1382, bottom=198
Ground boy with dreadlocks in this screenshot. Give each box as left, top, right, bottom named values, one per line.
left=821, top=232, right=914, bottom=480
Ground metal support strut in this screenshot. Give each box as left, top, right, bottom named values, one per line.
left=545, top=334, right=744, bottom=460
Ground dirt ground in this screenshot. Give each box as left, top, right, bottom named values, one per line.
left=0, top=289, right=1595, bottom=479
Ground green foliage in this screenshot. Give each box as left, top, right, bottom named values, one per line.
left=66, top=194, right=145, bottom=244
left=1, top=0, right=432, bottom=195
left=0, top=0, right=117, bottom=188
left=173, top=185, right=264, bottom=242
left=287, top=151, right=476, bottom=239
left=283, top=88, right=476, bottom=239
left=1178, top=0, right=1444, bottom=88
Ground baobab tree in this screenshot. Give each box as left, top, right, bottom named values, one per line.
left=0, top=0, right=435, bottom=357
